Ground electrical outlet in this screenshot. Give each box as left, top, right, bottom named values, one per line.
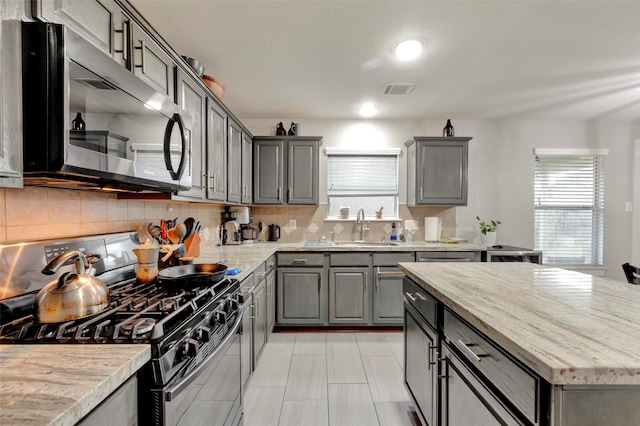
left=289, top=219, right=297, bottom=230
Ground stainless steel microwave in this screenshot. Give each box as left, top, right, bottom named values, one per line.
left=21, top=22, right=192, bottom=192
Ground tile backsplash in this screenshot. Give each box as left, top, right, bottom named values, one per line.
left=1, top=187, right=456, bottom=246
left=0, top=187, right=225, bottom=246
left=251, top=204, right=455, bottom=243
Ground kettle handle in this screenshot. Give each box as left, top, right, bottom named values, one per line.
left=276, top=225, right=281, bottom=239
left=41, top=250, right=88, bottom=275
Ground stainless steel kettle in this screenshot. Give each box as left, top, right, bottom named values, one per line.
left=35, top=250, right=110, bottom=323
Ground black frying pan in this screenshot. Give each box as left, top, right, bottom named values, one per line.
left=157, top=263, right=228, bottom=287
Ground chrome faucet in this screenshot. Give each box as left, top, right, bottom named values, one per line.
left=355, top=208, right=369, bottom=241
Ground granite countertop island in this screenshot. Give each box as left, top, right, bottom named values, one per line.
left=399, top=262, right=640, bottom=386
left=0, top=345, right=150, bottom=426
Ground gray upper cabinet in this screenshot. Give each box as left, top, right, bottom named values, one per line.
left=206, top=98, right=227, bottom=201
left=241, top=132, right=253, bottom=204
left=405, top=137, right=471, bottom=206
left=175, top=69, right=206, bottom=200
left=33, top=0, right=129, bottom=67
left=0, top=20, right=22, bottom=188
left=253, top=136, right=322, bottom=205
left=227, top=119, right=243, bottom=203
left=130, top=21, right=175, bottom=100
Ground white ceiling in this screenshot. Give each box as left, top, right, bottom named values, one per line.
left=129, top=0, right=640, bottom=121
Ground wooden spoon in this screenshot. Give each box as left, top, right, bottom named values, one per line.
left=175, top=223, right=187, bottom=243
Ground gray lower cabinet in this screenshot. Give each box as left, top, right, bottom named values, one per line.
left=328, top=267, right=370, bottom=325
left=373, top=252, right=413, bottom=324
left=77, top=375, right=137, bottom=425
left=252, top=279, right=266, bottom=368
left=265, top=266, right=276, bottom=337
left=253, top=137, right=322, bottom=205
left=227, top=119, right=243, bottom=203
left=240, top=274, right=254, bottom=391
left=277, top=258, right=327, bottom=325
left=405, top=137, right=471, bottom=206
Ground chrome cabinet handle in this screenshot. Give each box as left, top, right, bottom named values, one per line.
left=114, top=21, right=128, bottom=61
left=134, top=39, right=146, bottom=73
left=420, top=187, right=424, bottom=200
left=405, top=292, right=417, bottom=302
left=277, top=186, right=282, bottom=200
left=288, top=186, right=292, bottom=202
left=292, top=259, right=308, bottom=264
left=428, top=345, right=437, bottom=368
left=456, top=339, right=489, bottom=362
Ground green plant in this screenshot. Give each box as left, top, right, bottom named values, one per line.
left=476, top=216, right=501, bottom=235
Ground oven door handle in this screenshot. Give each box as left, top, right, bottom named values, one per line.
left=164, top=307, right=243, bottom=401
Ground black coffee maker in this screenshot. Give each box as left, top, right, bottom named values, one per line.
left=268, top=224, right=280, bottom=241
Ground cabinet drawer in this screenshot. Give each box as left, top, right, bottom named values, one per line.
left=329, top=253, right=370, bottom=266
left=265, top=255, right=276, bottom=272
left=443, top=308, right=540, bottom=424
left=403, top=277, right=437, bottom=329
left=253, top=262, right=267, bottom=281
left=416, top=251, right=476, bottom=262
left=278, top=253, right=325, bottom=266
left=373, top=252, right=414, bottom=266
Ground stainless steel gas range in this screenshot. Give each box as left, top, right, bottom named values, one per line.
left=0, top=231, right=243, bottom=426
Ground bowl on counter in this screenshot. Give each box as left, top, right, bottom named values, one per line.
left=202, top=75, right=225, bottom=99
left=181, top=56, right=204, bottom=77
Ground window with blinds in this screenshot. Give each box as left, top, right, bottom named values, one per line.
left=327, top=151, right=399, bottom=219
left=534, top=150, right=606, bottom=265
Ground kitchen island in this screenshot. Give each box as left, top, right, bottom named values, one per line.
left=399, top=262, right=640, bottom=425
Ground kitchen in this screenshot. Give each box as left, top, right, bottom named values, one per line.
left=1, top=0, right=640, bottom=425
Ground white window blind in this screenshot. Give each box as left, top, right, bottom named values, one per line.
left=534, top=153, right=605, bottom=265
left=327, top=152, right=399, bottom=219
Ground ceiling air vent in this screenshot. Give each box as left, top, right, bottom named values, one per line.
left=383, top=83, right=417, bottom=95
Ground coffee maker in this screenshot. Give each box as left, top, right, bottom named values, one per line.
left=236, top=207, right=258, bottom=244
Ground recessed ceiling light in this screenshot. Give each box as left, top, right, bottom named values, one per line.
left=395, top=39, right=423, bottom=61
left=359, top=103, right=377, bottom=117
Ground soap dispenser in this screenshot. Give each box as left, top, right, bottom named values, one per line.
left=390, top=222, right=398, bottom=241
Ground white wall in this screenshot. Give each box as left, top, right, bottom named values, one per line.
left=243, top=118, right=639, bottom=282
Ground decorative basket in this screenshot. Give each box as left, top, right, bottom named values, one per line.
left=202, top=75, right=225, bottom=99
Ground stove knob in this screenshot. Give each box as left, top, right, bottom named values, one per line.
left=228, top=298, right=239, bottom=311
left=215, top=310, right=227, bottom=324
left=181, top=339, right=199, bottom=358
left=196, top=326, right=211, bottom=343
left=236, top=293, right=245, bottom=304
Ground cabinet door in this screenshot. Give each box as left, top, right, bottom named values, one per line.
left=0, top=20, right=22, bottom=188
left=329, top=267, right=369, bottom=324
left=277, top=268, right=326, bottom=325
left=417, top=140, right=468, bottom=205
left=405, top=306, right=438, bottom=426
left=252, top=281, right=266, bottom=368
left=175, top=69, right=206, bottom=200
left=241, top=132, right=253, bottom=204
left=253, top=140, right=284, bottom=204
left=227, top=119, right=243, bottom=203
left=287, top=139, right=318, bottom=204
left=206, top=98, right=227, bottom=201
left=266, top=269, right=276, bottom=337
left=130, top=21, right=175, bottom=100
left=441, top=344, right=520, bottom=426
left=373, top=267, right=404, bottom=324
left=34, top=0, right=128, bottom=66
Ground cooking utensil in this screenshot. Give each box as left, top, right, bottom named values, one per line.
left=167, top=227, right=178, bottom=244
left=185, top=232, right=201, bottom=258
left=35, top=250, right=110, bottom=323
left=148, top=223, right=163, bottom=244
left=183, top=217, right=196, bottom=239
left=157, top=263, right=228, bottom=288
left=175, top=223, right=187, bottom=243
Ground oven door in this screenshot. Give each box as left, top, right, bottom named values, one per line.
left=148, top=309, right=243, bottom=426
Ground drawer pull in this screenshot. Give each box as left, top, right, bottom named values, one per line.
left=292, top=258, right=308, bottom=264
left=457, top=339, right=490, bottom=362
left=414, top=292, right=427, bottom=301
left=376, top=270, right=405, bottom=276
left=405, top=292, right=417, bottom=302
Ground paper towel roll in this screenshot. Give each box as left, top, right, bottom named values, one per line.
left=424, top=217, right=442, bottom=241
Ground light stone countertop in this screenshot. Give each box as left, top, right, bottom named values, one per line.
left=0, top=241, right=483, bottom=425
left=0, top=344, right=150, bottom=426
left=197, top=241, right=486, bottom=283
left=399, top=262, right=640, bottom=386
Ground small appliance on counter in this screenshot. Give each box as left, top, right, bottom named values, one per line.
left=222, top=221, right=241, bottom=245
left=240, top=225, right=258, bottom=243
left=268, top=224, right=281, bottom=242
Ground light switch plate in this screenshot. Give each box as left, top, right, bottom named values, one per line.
left=289, top=219, right=297, bottom=230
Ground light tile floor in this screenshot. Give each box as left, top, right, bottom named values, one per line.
left=244, top=332, right=418, bottom=426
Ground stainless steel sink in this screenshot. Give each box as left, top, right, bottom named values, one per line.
left=333, top=241, right=399, bottom=247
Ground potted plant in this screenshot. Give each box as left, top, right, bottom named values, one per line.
left=476, top=216, right=501, bottom=246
